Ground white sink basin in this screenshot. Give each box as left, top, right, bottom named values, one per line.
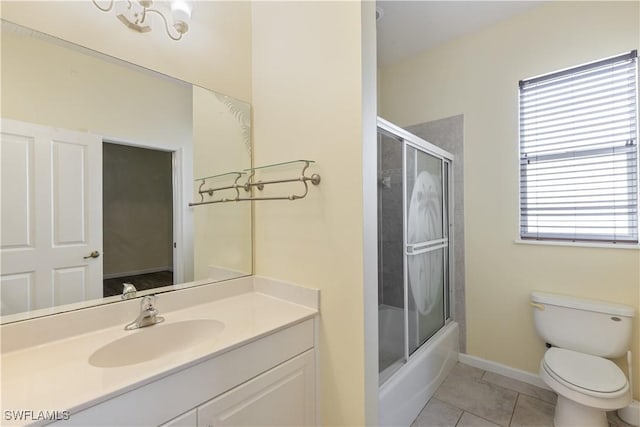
left=89, top=319, right=225, bottom=368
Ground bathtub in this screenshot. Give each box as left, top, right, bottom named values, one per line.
left=378, top=316, right=459, bottom=426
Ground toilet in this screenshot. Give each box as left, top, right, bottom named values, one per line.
left=531, top=291, right=635, bottom=427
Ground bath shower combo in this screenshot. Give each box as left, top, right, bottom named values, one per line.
left=376, top=118, right=459, bottom=426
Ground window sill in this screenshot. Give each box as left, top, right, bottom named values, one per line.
left=514, top=239, right=640, bottom=250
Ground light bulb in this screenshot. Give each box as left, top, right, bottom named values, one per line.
left=171, top=0, right=191, bottom=34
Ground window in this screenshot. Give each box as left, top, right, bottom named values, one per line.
left=519, top=50, right=639, bottom=244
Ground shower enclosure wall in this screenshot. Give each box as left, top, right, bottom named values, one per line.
left=377, top=118, right=459, bottom=426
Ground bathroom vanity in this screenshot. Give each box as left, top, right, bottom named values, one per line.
left=0, top=277, right=319, bottom=426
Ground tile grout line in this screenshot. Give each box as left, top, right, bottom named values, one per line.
left=507, top=392, right=521, bottom=427
left=456, top=368, right=508, bottom=427
left=474, top=367, right=520, bottom=427
left=420, top=364, right=559, bottom=427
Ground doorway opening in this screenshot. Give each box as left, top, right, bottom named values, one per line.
left=102, top=142, right=174, bottom=297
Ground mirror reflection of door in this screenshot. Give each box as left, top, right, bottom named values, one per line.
left=0, top=118, right=103, bottom=315
left=0, top=120, right=178, bottom=316
left=102, top=142, right=174, bottom=297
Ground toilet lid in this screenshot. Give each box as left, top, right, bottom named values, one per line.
left=543, top=348, right=627, bottom=393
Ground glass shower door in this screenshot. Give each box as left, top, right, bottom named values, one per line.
left=378, top=129, right=406, bottom=382
left=405, top=145, right=447, bottom=355
left=377, top=120, right=452, bottom=386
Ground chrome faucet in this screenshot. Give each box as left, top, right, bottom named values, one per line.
left=122, top=282, right=137, bottom=300
left=125, top=295, right=165, bottom=330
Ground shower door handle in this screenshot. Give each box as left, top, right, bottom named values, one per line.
left=406, top=240, right=448, bottom=255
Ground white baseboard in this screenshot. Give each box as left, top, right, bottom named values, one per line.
left=458, top=353, right=550, bottom=390
left=103, top=267, right=173, bottom=280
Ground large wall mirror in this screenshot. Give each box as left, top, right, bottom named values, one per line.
left=0, top=20, right=252, bottom=323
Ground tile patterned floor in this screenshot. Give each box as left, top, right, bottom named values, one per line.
left=411, top=362, right=633, bottom=427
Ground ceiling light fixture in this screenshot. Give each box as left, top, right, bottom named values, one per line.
left=92, top=0, right=192, bottom=41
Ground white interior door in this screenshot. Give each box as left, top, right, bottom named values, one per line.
left=1, top=118, right=102, bottom=316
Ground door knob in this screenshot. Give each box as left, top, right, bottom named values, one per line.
left=83, top=250, right=100, bottom=259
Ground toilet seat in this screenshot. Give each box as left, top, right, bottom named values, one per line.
left=542, top=348, right=628, bottom=398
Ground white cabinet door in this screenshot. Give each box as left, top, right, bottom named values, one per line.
left=159, top=409, right=198, bottom=427
left=1, top=118, right=102, bottom=315
left=197, top=350, right=315, bottom=427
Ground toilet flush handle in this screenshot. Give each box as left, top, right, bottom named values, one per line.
left=530, top=302, right=545, bottom=310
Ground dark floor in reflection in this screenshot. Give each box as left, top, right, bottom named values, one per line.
left=103, top=271, right=174, bottom=297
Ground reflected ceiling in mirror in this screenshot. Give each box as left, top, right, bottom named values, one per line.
left=0, top=20, right=252, bottom=324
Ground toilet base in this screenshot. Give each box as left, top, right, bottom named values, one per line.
left=554, top=395, right=608, bottom=427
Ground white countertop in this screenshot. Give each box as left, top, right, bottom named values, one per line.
left=1, top=279, right=318, bottom=426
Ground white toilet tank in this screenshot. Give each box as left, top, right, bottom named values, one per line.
left=531, top=292, right=635, bottom=358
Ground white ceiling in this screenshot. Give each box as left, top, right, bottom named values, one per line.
left=377, top=1, right=543, bottom=66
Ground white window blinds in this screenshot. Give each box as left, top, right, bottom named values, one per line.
left=519, top=51, right=639, bottom=244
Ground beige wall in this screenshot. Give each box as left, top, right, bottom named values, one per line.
left=251, top=2, right=374, bottom=424
left=380, top=1, right=640, bottom=397
left=192, top=86, right=252, bottom=281
left=0, top=1, right=252, bottom=102
left=1, top=28, right=192, bottom=149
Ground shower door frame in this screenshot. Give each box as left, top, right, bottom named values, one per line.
left=377, top=117, right=455, bottom=381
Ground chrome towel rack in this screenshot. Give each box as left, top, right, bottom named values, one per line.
left=189, top=160, right=321, bottom=207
